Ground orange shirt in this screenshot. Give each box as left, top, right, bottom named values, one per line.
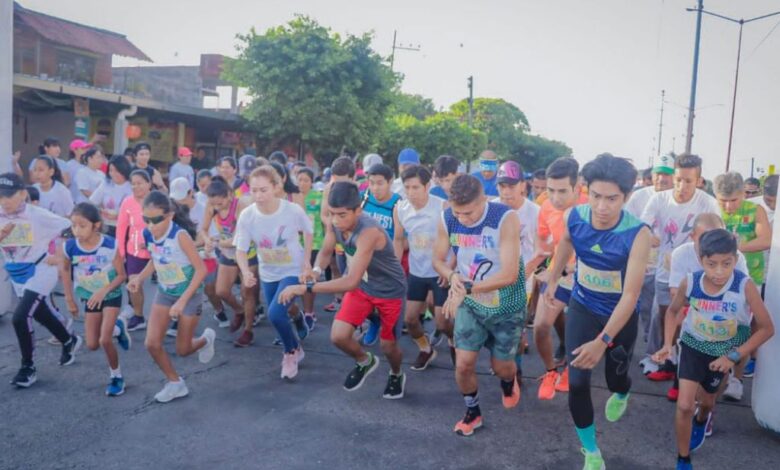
left=537, top=192, right=589, bottom=268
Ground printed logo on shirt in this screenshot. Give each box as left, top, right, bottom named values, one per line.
left=157, top=261, right=186, bottom=285
left=368, top=212, right=393, bottom=231
left=73, top=254, right=111, bottom=265
left=0, top=222, right=33, bottom=247
left=450, top=233, right=497, bottom=250
left=410, top=232, right=434, bottom=251
left=590, top=244, right=603, bottom=254
left=257, top=226, right=294, bottom=266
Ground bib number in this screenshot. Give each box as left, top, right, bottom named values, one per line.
left=691, top=308, right=738, bottom=342
left=77, top=271, right=110, bottom=292
left=157, top=262, right=186, bottom=285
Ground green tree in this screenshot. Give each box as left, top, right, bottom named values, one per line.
left=449, top=97, right=529, bottom=156
left=510, top=134, right=572, bottom=172
left=224, top=16, right=397, bottom=157
left=388, top=92, right=436, bottom=120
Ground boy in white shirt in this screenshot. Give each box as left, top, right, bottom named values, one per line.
left=168, top=147, right=195, bottom=189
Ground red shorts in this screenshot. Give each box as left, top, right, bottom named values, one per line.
left=336, top=288, right=403, bottom=341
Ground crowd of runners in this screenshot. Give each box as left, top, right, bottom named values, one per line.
left=1, top=137, right=777, bottom=470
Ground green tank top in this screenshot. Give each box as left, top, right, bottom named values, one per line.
left=304, top=190, right=324, bottom=250
left=722, top=200, right=764, bottom=284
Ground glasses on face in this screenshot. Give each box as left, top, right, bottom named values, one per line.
left=745, top=190, right=760, bottom=197
left=142, top=215, right=166, bottom=225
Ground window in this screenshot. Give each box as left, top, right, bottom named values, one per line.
left=55, top=49, right=96, bottom=85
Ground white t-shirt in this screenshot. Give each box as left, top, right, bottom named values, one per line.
left=641, top=189, right=721, bottom=283
left=234, top=199, right=313, bottom=282
left=66, top=162, right=86, bottom=201
left=668, top=241, right=748, bottom=289
left=74, top=167, right=105, bottom=204
left=391, top=177, right=406, bottom=199
left=397, top=195, right=446, bottom=278
left=492, top=197, right=539, bottom=268
left=90, top=180, right=132, bottom=227
left=625, top=186, right=654, bottom=218
left=169, top=162, right=195, bottom=188
left=34, top=181, right=74, bottom=217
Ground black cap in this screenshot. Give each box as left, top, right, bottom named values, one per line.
left=134, top=141, right=151, bottom=153
left=0, top=173, right=26, bottom=196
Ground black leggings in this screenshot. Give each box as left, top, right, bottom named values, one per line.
left=566, top=299, right=638, bottom=429
left=12, top=290, right=71, bottom=366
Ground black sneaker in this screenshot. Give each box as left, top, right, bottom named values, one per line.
left=60, top=335, right=83, bottom=366
left=253, top=305, right=266, bottom=326
left=343, top=353, right=379, bottom=391
left=213, top=311, right=230, bottom=328
left=11, top=365, right=37, bottom=388
left=127, top=315, right=146, bottom=331
left=410, top=349, right=437, bottom=371
left=382, top=373, right=406, bottom=399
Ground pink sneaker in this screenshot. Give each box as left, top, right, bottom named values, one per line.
left=294, top=345, right=305, bottom=364
left=281, top=352, right=298, bottom=379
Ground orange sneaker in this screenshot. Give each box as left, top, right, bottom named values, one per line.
left=502, top=378, right=521, bottom=409
left=555, top=366, right=570, bottom=393
left=538, top=370, right=559, bottom=400
left=453, top=412, right=483, bottom=437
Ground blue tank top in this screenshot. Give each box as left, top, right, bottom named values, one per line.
left=569, top=205, right=646, bottom=317
left=361, top=191, right=401, bottom=239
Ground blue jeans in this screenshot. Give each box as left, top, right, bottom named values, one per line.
left=261, top=277, right=300, bottom=353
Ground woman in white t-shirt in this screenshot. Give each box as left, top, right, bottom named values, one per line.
left=90, top=155, right=133, bottom=237
left=32, top=156, right=74, bottom=217
left=74, top=148, right=106, bottom=204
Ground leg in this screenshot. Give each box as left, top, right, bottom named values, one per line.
left=262, top=278, right=300, bottom=353
left=376, top=296, right=404, bottom=374
left=12, top=291, right=48, bottom=365
left=603, top=312, right=638, bottom=395
left=174, top=314, right=207, bottom=357
left=331, top=319, right=367, bottom=362
left=675, top=379, right=700, bottom=458
left=240, top=264, right=259, bottom=331
left=404, top=300, right=428, bottom=347
left=490, top=357, right=517, bottom=382
left=331, top=289, right=375, bottom=361
left=204, top=281, right=223, bottom=312
left=434, top=306, right=453, bottom=338
left=380, top=339, right=403, bottom=375
left=84, top=312, right=102, bottom=351
left=99, top=308, right=120, bottom=369
left=144, top=304, right=179, bottom=381
left=215, top=264, right=242, bottom=313
left=455, top=349, right=480, bottom=394
left=534, top=296, right=565, bottom=370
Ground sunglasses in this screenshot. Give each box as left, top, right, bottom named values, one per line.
left=745, top=190, right=760, bottom=196
left=142, top=215, right=167, bottom=225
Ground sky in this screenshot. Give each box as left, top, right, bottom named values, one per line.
left=21, top=0, right=780, bottom=179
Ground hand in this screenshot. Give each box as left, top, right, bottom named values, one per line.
left=66, top=297, right=79, bottom=318
left=442, top=290, right=465, bottom=319
left=12, top=151, right=21, bottom=163
left=127, top=276, right=141, bottom=293
left=278, top=284, right=305, bottom=305
left=152, top=171, right=165, bottom=188
left=218, top=238, right=234, bottom=249
left=449, top=274, right=467, bottom=297
left=169, top=299, right=184, bottom=319
left=652, top=345, right=673, bottom=365
left=86, top=288, right=107, bottom=310
left=543, top=279, right=558, bottom=308
left=437, top=275, right=449, bottom=288
left=0, top=222, right=15, bottom=241
left=204, top=237, right=215, bottom=253
left=709, top=356, right=735, bottom=374
left=300, top=264, right=314, bottom=283
left=44, top=255, right=60, bottom=266
left=651, top=236, right=660, bottom=248
left=535, top=269, right=550, bottom=284
left=570, top=339, right=607, bottom=370
left=241, top=269, right=257, bottom=288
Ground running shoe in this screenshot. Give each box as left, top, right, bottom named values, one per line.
left=743, top=358, right=755, bottom=378
left=582, top=449, right=606, bottom=470
left=198, top=328, right=216, bottom=364
left=281, top=352, right=299, bottom=379
left=537, top=370, right=559, bottom=400
left=166, top=320, right=178, bottom=338
left=554, top=343, right=566, bottom=367
left=294, top=345, right=305, bottom=364
left=605, top=393, right=629, bottom=422
left=410, top=349, right=437, bottom=371
left=344, top=353, right=379, bottom=391
left=213, top=310, right=230, bottom=328
left=126, top=315, right=146, bottom=332
left=304, top=314, right=316, bottom=332
left=234, top=329, right=254, bottom=348
left=324, top=299, right=340, bottom=312
left=382, top=373, right=406, bottom=399
left=667, top=385, right=679, bottom=402
left=229, top=313, right=244, bottom=333
left=639, top=356, right=659, bottom=375
left=362, top=319, right=380, bottom=346
left=60, top=335, right=83, bottom=366
left=555, top=366, right=570, bottom=392
left=115, top=317, right=131, bottom=351
left=294, top=314, right=310, bottom=341
left=704, top=411, right=714, bottom=437
left=106, top=376, right=125, bottom=397
left=502, top=377, right=521, bottom=409
left=10, top=365, right=37, bottom=388
left=253, top=305, right=266, bottom=326
left=453, top=409, right=483, bottom=437
left=429, top=329, right=445, bottom=347
left=119, top=305, right=135, bottom=320
left=689, top=415, right=707, bottom=452
left=676, top=457, right=693, bottom=470
left=646, top=367, right=675, bottom=382
left=155, top=379, right=188, bottom=403
left=722, top=375, right=743, bottom=402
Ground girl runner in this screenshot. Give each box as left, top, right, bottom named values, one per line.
left=217, top=157, right=249, bottom=197
left=74, top=147, right=106, bottom=203
left=126, top=191, right=215, bottom=403
left=0, top=173, right=82, bottom=388
left=132, top=142, right=167, bottom=192
left=32, top=156, right=74, bottom=217
left=61, top=202, right=131, bottom=396
left=90, top=155, right=133, bottom=237
left=116, top=170, right=152, bottom=331
left=235, top=165, right=313, bottom=379
left=195, top=170, right=212, bottom=206
left=296, top=167, right=323, bottom=330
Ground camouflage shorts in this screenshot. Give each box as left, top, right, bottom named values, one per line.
left=454, top=302, right=523, bottom=361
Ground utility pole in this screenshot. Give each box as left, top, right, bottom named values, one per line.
left=684, top=0, right=704, bottom=155
left=657, top=89, right=665, bottom=159
left=467, top=75, right=474, bottom=128
left=389, top=30, right=420, bottom=72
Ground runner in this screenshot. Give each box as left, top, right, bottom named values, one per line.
left=393, top=165, right=449, bottom=371
left=74, top=147, right=106, bottom=204
left=544, top=155, right=650, bottom=469
left=470, top=150, right=499, bottom=197
left=195, top=169, right=212, bottom=206
left=653, top=228, right=773, bottom=470
left=531, top=169, right=547, bottom=204
left=296, top=167, right=323, bottom=329
left=32, top=155, right=74, bottom=217
left=61, top=202, right=130, bottom=396
left=218, top=156, right=249, bottom=197
left=279, top=181, right=407, bottom=399
left=390, top=148, right=421, bottom=197
left=235, top=166, right=313, bottom=379
left=89, top=155, right=133, bottom=237
left=169, top=147, right=195, bottom=188
left=132, top=142, right=167, bottom=192
left=126, top=191, right=215, bottom=403
left=0, top=173, right=81, bottom=388
left=431, top=154, right=460, bottom=200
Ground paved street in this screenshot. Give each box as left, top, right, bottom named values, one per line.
left=0, top=282, right=778, bottom=470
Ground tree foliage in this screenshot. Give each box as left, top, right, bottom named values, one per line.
left=388, top=93, right=436, bottom=120
left=449, top=98, right=529, bottom=156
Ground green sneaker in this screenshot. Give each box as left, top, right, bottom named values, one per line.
left=605, top=392, right=629, bottom=422
left=343, top=353, right=379, bottom=391
left=581, top=448, right=606, bottom=470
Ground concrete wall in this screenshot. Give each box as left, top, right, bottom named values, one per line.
left=112, top=66, right=204, bottom=108
left=12, top=108, right=75, bottom=168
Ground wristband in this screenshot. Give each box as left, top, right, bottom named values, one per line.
left=463, top=281, right=474, bottom=295
left=306, top=281, right=315, bottom=293
left=313, top=266, right=322, bottom=276
left=599, top=332, right=613, bottom=347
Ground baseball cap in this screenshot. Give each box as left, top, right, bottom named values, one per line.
left=497, top=161, right=524, bottom=185
left=69, top=139, right=92, bottom=152
left=238, top=154, right=258, bottom=177
left=397, top=148, right=420, bottom=166
left=177, top=147, right=193, bottom=157
left=653, top=154, right=675, bottom=175
left=362, top=153, right=383, bottom=172
left=0, top=173, right=26, bottom=197
left=169, top=177, right=192, bottom=201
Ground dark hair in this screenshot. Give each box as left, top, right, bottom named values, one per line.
left=218, top=156, right=238, bottom=170
left=401, top=165, right=432, bottom=185
left=366, top=163, right=393, bottom=182
left=744, top=177, right=761, bottom=187
left=331, top=156, right=356, bottom=178
left=206, top=175, right=232, bottom=198
left=130, top=169, right=152, bottom=184
left=143, top=190, right=197, bottom=238
left=82, top=147, right=102, bottom=166
left=545, top=157, right=579, bottom=186
left=72, top=202, right=103, bottom=227
left=675, top=153, right=703, bottom=171
left=123, top=147, right=136, bottom=159
left=197, top=169, right=212, bottom=181
left=328, top=181, right=361, bottom=210
left=699, top=228, right=738, bottom=258
left=108, top=154, right=132, bottom=182
left=433, top=155, right=459, bottom=178
left=532, top=169, right=547, bottom=180
left=641, top=168, right=653, bottom=180
left=40, top=137, right=60, bottom=154
left=764, top=175, right=778, bottom=197
left=581, top=154, right=638, bottom=196
left=297, top=167, right=315, bottom=183
left=449, top=174, right=483, bottom=206
left=270, top=161, right=299, bottom=194
left=269, top=151, right=288, bottom=166
left=26, top=185, right=40, bottom=202
left=35, top=155, right=64, bottom=183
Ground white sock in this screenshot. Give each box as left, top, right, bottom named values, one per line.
left=113, top=325, right=120, bottom=337
left=110, top=367, right=122, bottom=378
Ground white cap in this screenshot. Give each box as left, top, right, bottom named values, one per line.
left=169, top=177, right=192, bottom=201
left=362, top=153, right=383, bottom=172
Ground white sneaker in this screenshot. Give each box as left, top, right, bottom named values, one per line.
left=198, top=328, right=216, bottom=364
left=294, top=345, right=305, bottom=364
left=639, top=356, right=659, bottom=375
left=120, top=306, right=135, bottom=321
left=154, top=379, right=189, bottom=403
left=723, top=374, right=743, bottom=402
left=281, top=352, right=299, bottom=379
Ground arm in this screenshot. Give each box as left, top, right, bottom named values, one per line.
left=310, top=221, right=337, bottom=276
left=59, top=246, right=78, bottom=317
left=472, top=213, right=520, bottom=294
left=392, top=205, right=406, bottom=261
left=320, top=184, right=332, bottom=228
left=739, top=205, right=771, bottom=253
left=735, top=281, right=775, bottom=358
left=115, top=202, right=129, bottom=256
left=432, top=218, right=453, bottom=280
left=12, top=151, right=23, bottom=178
left=172, top=231, right=206, bottom=305
left=310, top=228, right=382, bottom=294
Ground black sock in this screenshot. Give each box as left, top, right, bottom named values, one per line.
left=462, top=390, right=481, bottom=419
left=694, top=414, right=708, bottom=426
left=678, top=454, right=691, bottom=463
left=547, top=367, right=557, bottom=373
left=500, top=378, right=515, bottom=397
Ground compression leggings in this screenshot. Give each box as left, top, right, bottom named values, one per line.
left=12, top=290, right=71, bottom=366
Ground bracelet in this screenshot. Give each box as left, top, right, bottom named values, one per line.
left=306, top=281, right=315, bottom=293
left=448, top=271, right=457, bottom=282
left=313, top=266, right=323, bottom=275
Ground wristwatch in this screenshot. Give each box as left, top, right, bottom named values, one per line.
left=726, top=349, right=741, bottom=363
left=312, top=266, right=323, bottom=277
left=306, top=281, right=315, bottom=293
left=599, top=332, right=614, bottom=347
left=463, top=281, right=474, bottom=295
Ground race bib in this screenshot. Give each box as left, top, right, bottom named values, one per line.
left=0, top=223, right=33, bottom=247
left=577, top=260, right=622, bottom=294
left=77, top=271, right=110, bottom=292
left=468, top=290, right=500, bottom=308
left=690, top=308, right=738, bottom=342
left=410, top=232, right=434, bottom=251
left=259, top=247, right=292, bottom=265
left=345, top=252, right=368, bottom=282
left=157, top=262, right=186, bottom=285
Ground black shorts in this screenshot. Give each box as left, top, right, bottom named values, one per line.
left=82, top=295, right=122, bottom=314
left=677, top=342, right=726, bottom=394
left=407, top=274, right=448, bottom=307
left=217, top=249, right=258, bottom=267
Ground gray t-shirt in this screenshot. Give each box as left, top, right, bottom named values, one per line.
left=334, top=214, right=406, bottom=299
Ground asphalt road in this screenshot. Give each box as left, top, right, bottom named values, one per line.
left=0, top=282, right=778, bottom=470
